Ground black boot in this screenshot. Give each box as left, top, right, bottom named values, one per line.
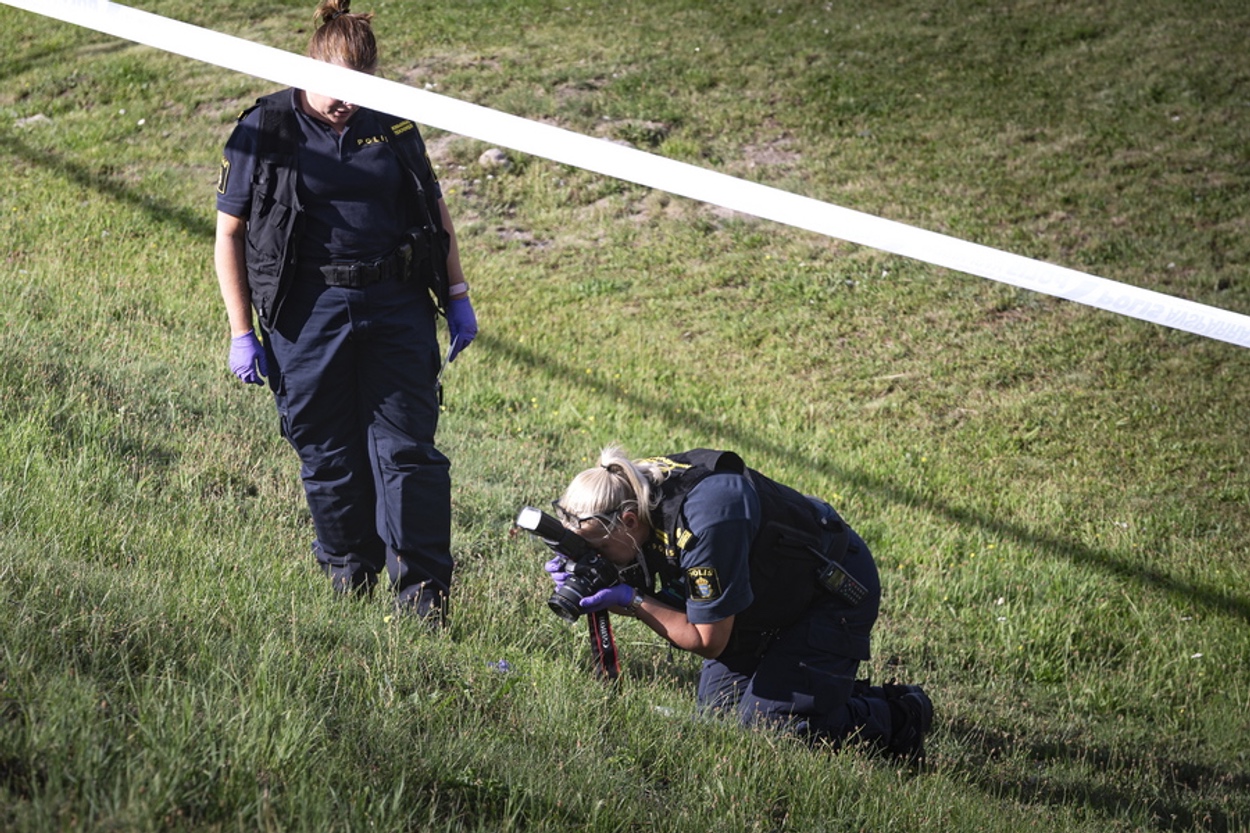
left=854, top=681, right=927, bottom=701
left=885, top=687, right=933, bottom=764
left=395, top=582, right=450, bottom=629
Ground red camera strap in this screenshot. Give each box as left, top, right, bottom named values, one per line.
left=586, top=610, right=620, bottom=680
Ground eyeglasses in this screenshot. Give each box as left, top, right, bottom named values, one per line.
left=551, top=500, right=619, bottom=532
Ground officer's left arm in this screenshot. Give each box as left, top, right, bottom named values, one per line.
left=439, top=199, right=468, bottom=298
left=635, top=601, right=734, bottom=659
left=635, top=475, right=758, bottom=659
left=438, top=197, right=479, bottom=361
left=680, top=475, right=757, bottom=623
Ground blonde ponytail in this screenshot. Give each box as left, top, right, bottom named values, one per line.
left=558, top=446, right=661, bottom=527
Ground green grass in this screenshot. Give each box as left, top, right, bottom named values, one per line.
left=2, top=0, right=1249, bottom=830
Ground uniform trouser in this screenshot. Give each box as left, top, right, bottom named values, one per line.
left=696, top=525, right=894, bottom=747
left=264, top=274, right=453, bottom=608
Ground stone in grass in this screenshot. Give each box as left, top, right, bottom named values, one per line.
left=478, top=148, right=512, bottom=171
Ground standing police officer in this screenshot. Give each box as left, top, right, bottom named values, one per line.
left=545, top=447, right=933, bottom=760
left=213, top=0, right=476, bottom=619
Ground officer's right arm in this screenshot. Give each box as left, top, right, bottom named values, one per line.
left=214, top=211, right=254, bottom=338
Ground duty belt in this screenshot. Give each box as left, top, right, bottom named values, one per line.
left=307, top=242, right=412, bottom=288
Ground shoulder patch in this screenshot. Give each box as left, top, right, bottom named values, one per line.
left=686, top=567, right=722, bottom=602
left=391, top=119, right=415, bottom=136
left=642, top=456, right=693, bottom=475
left=216, top=155, right=231, bottom=195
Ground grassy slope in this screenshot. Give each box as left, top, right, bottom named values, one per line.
left=1, top=0, right=1248, bottom=830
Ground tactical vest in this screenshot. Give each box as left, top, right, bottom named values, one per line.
left=641, top=449, right=849, bottom=632
left=240, top=91, right=450, bottom=328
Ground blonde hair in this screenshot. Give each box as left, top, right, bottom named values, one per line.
left=557, top=446, right=670, bottom=528
left=309, top=0, right=378, bottom=73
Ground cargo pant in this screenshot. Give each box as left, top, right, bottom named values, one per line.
left=696, top=522, right=894, bottom=747
left=264, top=271, right=453, bottom=614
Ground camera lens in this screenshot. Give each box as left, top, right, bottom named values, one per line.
left=548, top=576, right=592, bottom=622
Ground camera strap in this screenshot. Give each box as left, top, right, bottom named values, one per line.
left=586, top=610, right=620, bottom=680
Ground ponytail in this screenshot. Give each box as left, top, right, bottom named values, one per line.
left=558, top=446, right=663, bottom=527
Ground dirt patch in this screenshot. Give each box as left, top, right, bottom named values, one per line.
left=741, top=135, right=801, bottom=167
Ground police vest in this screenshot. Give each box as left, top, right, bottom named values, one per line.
left=641, top=449, right=847, bottom=632
left=239, top=90, right=450, bottom=327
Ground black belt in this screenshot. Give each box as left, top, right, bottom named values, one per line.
left=302, top=242, right=412, bottom=288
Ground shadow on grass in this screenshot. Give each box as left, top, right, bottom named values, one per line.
left=482, top=333, right=1250, bottom=626
left=0, top=32, right=130, bottom=80
left=4, top=97, right=1242, bottom=618
left=945, top=717, right=1249, bottom=832
left=480, top=333, right=1249, bottom=826
left=0, top=128, right=214, bottom=241
left=5, top=115, right=1242, bottom=623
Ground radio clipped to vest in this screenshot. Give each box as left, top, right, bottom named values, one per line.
left=384, top=119, right=451, bottom=315
left=402, top=222, right=449, bottom=313
left=811, top=512, right=869, bottom=606
left=816, top=558, right=869, bottom=607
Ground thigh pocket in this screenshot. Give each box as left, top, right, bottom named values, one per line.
left=808, top=615, right=871, bottom=662
left=270, top=374, right=295, bottom=446
left=804, top=618, right=869, bottom=715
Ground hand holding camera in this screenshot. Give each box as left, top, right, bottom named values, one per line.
left=517, top=507, right=623, bottom=622
left=543, top=556, right=570, bottom=588
left=576, top=584, right=636, bottom=614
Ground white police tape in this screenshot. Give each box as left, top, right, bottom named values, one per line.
left=8, top=0, right=1250, bottom=350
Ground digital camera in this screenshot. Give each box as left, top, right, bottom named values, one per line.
left=515, top=506, right=621, bottom=622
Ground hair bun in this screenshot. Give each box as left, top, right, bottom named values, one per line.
left=321, top=0, right=349, bottom=23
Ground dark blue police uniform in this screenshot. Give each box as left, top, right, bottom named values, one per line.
left=639, top=452, right=927, bottom=754
left=218, top=89, right=452, bottom=612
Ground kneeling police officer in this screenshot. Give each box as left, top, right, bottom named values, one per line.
left=544, top=447, right=933, bottom=760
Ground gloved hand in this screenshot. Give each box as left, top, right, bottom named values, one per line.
left=544, top=556, right=570, bottom=589
left=578, top=584, right=636, bottom=613
left=446, top=296, right=478, bottom=362
left=229, top=331, right=268, bottom=385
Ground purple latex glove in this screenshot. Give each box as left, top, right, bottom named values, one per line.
left=579, top=584, right=635, bottom=613
left=446, top=296, right=478, bottom=362
left=544, top=556, right=570, bottom=589
left=229, top=331, right=268, bottom=385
